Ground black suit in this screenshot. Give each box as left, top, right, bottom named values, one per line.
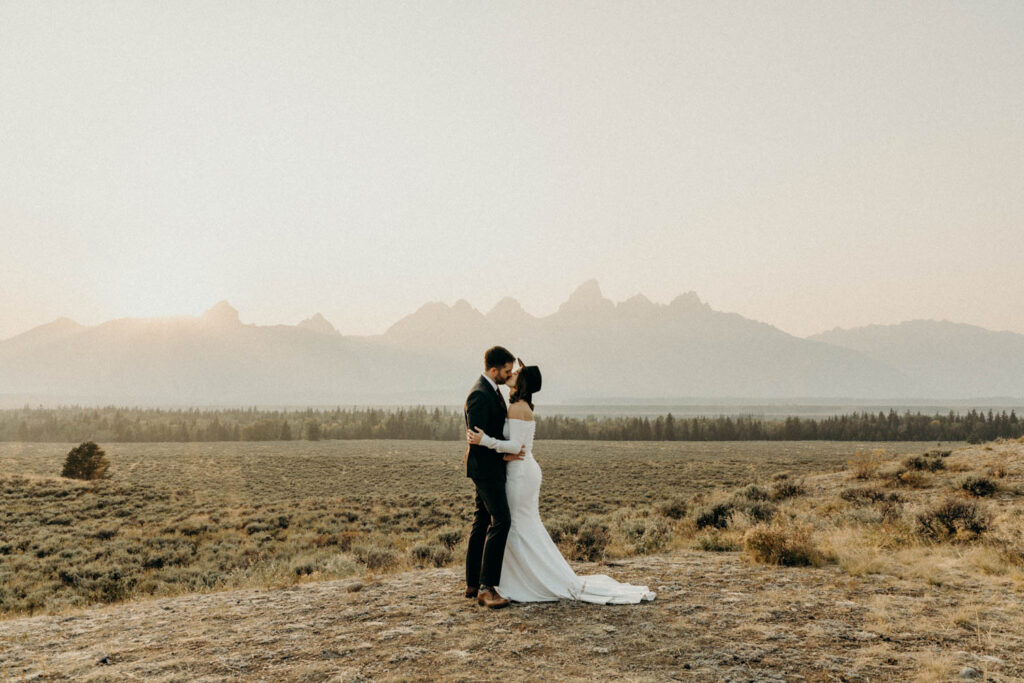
left=464, top=375, right=511, bottom=589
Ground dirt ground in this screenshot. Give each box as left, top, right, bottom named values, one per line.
left=3, top=548, right=1022, bottom=682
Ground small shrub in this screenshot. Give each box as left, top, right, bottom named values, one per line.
left=848, top=450, right=885, bottom=479
left=61, top=441, right=110, bottom=481
left=244, top=521, right=272, bottom=535
left=879, top=501, right=904, bottom=523
left=617, top=518, right=647, bottom=542
left=242, top=515, right=289, bottom=535
left=632, top=517, right=671, bottom=554
left=544, top=517, right=581, bottom=544
left=695, top=503, right=734, bottom=530
left=655, top=497, right=688, bottom=520
left=292, top=558, right=317, bottom=576
left=696, top=530, right=739, bottom=552
left=312, top=533, right=338, bottom=548
left=323, top=553, right=358, bottom=576
left=337, top=531, right=361, bottom=551
left=354, top=545, right=400, bottom=571
left=916, top=499, right=989, bottom=541
left=958, top=475, right=997, bottom=498
left=840, top=506, right=887, bottom=526
left=743, top=523, right=820, bottom=567
left=178, top=516, right=210, bottom=536
left=740, top=501, right=777, bottom=523
left=986, top=464, right=1007, bottom=479
left=770, top=479, right=806, bottom=501
left=410, top=542, right=451, bottom=567
left=892, top=468, right=930, bottom=489
left=571, top=518, right=611, bottom=561
left=840, top=487, right=903, bottom=520
left=840, top=487, right=902, bottom=505
left=734, top=485, right=769, bottom=502
left=436, top=527, right=461, bottom=549
left=902, top=454, right=945, bottom=472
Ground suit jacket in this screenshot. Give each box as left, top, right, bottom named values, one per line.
left=464, top=375, right=508, bottom=480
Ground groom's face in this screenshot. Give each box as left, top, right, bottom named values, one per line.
left=494, top=362, right=514, bottom=385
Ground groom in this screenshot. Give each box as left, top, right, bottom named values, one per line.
left=464, top=345, right=524, bottom=609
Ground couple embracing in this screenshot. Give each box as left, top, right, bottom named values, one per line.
left=463, top=346, right=656, bottom=609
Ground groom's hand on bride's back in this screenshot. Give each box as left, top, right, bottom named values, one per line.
left=503, top=445, right=526, bottom=461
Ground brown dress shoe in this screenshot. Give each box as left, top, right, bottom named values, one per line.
left=464, top=585, right=478, bottom=599
left=477, top=588, right=510, bottom=609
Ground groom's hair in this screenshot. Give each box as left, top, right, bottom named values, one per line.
left=484, top=346, right=515, bottom=369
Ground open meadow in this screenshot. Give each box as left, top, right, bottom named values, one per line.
left=0, top=439, right=936, bottom=618
left=6, top=438, right=1024, bottom=680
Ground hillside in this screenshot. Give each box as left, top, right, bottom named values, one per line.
left=810, top=320, right=1024, bottom=399
left=1, top=549, right=1019, bottom=681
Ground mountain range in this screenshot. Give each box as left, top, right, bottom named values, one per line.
left=2, top=280, right=1022, bottom=406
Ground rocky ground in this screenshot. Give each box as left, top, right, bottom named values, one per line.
left=3, top=548, right=1022, bottom=682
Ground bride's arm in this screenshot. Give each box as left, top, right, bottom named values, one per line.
left=468, top=427, right=524, bottom=455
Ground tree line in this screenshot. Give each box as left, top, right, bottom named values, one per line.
left=1, top=406, right=1020, bottom=443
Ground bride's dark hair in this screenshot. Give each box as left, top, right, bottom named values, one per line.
left=508, top=358, right=541, bottom=410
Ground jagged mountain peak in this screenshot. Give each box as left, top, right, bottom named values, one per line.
left=202, top=301, right=241, bottom=326
left=298, top=313, right=338, bottom=335
left=569, top=278, right=604, bottom=299
left=384, top=298, right=484, bottom=338
left=451, top=299, right=477, bottom=314
left=669, top=291, right=711, bottom=312
left=617, top=293, right=658, bottom=312
left=487, top=297, right=529, bottom=319
left=558, top=279, right=614, bottom=314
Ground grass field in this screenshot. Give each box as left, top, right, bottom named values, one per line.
left=0, top=440, right=948, bottom=618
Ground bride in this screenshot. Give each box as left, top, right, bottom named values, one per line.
left=468, top=360, right=656, bottom=605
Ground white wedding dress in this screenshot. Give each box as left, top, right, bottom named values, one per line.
left=490, top=419, right=656, bottom=604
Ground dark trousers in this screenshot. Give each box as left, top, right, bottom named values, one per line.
left=465, top=476, right=511, bottom=589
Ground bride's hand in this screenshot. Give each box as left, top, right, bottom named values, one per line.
left=467, top=427, right=485, bottom=445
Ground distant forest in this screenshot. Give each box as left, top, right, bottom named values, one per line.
left=1, top=406, right=1020, bottom=443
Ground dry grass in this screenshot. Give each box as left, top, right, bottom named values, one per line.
left=847, top=448, right=887, bottom=479
left=0, top=439, right=929, bottom=618
left=7, top=438, right=1024, bottom=679
left=662, top=439, right=1024, bottom=603
left=742, top=522, right=822, bottom=566
left=5, top=550, right=1022, bottom=681
left=913, top=653, right=958, bottom=682
left=6, top=438, right=1024, bottom=679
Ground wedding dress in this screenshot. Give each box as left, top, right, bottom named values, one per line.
left=488, top=418, right=656, bottom=604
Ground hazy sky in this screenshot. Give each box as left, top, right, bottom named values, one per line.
left=2, top=1, right=1022, bottom=341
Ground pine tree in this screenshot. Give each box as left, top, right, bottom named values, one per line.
left=303, top=418, right=321, bottom=441
left=61, top=441, right=110, bottom=480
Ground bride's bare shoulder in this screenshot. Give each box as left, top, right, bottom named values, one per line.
left=508, top=401, right=534, bottom=421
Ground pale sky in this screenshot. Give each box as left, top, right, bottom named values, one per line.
left=2, top=1, right=1022, bottom=341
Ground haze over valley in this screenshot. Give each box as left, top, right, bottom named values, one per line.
left=3, top=280, right=1022, bottom=408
